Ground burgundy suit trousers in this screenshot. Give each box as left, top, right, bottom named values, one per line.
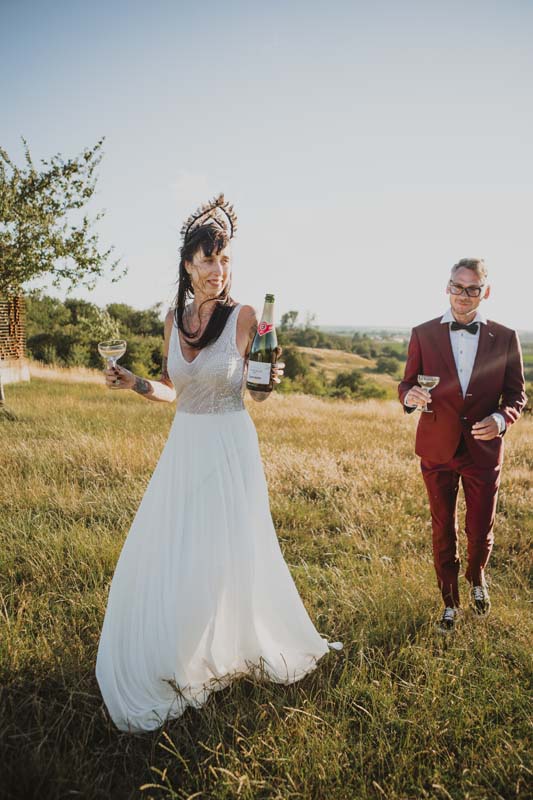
left=420, top=437, right=501, bottom=607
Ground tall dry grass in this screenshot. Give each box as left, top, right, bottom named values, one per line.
left=0, top=379, right=531, bottom=800
left=27, top=359, right=103, bottom=384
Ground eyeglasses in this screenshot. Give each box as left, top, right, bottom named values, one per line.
left=448, top=281, right=485, bottom=298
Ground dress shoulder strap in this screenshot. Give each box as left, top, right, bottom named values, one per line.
left=230, top=303, right=242, bottom=330
left=225, top=303, right=241, bottom=352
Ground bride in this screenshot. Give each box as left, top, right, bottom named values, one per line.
left=95, top=194, right=338, bottom=733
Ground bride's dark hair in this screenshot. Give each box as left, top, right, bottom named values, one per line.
left=174, top=224, right=236, bottom=350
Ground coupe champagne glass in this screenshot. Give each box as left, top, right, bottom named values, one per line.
left=417, top=374, right=440, bottom=413
left=98, top=339, right=127, bottom=389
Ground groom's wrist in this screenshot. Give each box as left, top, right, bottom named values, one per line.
left=490, top=412, right=506, bottom=434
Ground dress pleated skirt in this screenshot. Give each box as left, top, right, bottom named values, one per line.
left=95, top=408, right=329, bottom=732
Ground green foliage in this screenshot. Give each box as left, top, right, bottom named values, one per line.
left=107, top=302, right=164, bottom=337
left=282, top=346, right=310, bottom=380
left=66, top=299, right=120, bottom=342
left=380, top=343, right=407, bottom=360
left=0, top=137, right=124, bottom=293
left=122, top=334, right=163, bottom=378
left=280, top=310, right=299, bottom=331
left=332, top=369, right=386, bottom=399
left=280, top=364, right=386, bottom=401
left=25, top=293, right=71, bottom=338
left=301, top=371, right=329, bottom=396
left=25, top=291, right=163, bottom=376
left=376, top=356, right=401, bottom=375
left=279, top=326, right=350, bottom=350
left=351, top=336, right=372, bottom=358
left=23, top=296, right=406, bottom=394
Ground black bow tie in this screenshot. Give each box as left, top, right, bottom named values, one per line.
left=451, top=321, right=479, bottom=335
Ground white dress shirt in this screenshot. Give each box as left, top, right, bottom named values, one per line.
left=440, top=308, right=505, bottom=433
left=405, top=309, right=506, bottom=434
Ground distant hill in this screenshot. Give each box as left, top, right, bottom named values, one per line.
left=297, top=346, right=399, bottom=396
left=319, top=326, right=411, bottom=341
left=320, top=325, right=533, bottom=342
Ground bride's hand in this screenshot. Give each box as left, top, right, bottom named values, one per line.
left=272, top=347, right=285, bottom=385
left=104, top=364, right=136, bottom=390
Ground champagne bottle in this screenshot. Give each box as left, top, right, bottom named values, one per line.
left=246, top=294, right=278, bottom=393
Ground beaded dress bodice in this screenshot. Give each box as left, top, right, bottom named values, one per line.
left=167, top=304, right=246, bottom=414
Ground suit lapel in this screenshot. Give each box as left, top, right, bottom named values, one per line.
left=434, top=321, right=462, bottom=394
left=465, top=322, right=496, bottom=397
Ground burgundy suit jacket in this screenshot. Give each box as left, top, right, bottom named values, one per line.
left=398, top=317, right=527, bottom=466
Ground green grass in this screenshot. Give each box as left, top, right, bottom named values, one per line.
left=0, top=379, right=532, bottom=800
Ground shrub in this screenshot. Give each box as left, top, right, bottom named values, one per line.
left=376, top=356, right=400, bottom=375
left=282, top=347, right=310, bottom=380
left=333, top=369, right=386, bottom=399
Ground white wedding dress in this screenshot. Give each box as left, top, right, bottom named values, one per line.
left=95, top=305, right=332, bottom=732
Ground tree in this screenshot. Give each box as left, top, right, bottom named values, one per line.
left=25, top=293, right=120, bottom=368
left=0, top=137, right=125, bottom=293
left=280, top=310, right=299, bottom=331
left=333, top=369, right=367, bottom=394
left=24, top=292, right=167, bottom=376
left=107, top=302, right=164, bottom=337
left=381, top=345, right=404, bottom=360
left=332, top=369, right=386, bottom=399
left=282, top=346, right=310, bottom=380
left=376, top=356, right=400, bottom=375
left=304, top=311, right=317, bottom=329
left=25, top=291, right=70, bottom=339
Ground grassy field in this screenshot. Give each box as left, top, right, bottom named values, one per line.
left=0, top=378, right=532, bottom=800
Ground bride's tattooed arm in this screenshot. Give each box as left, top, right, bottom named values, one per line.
left=104, top=311, right=176, bottom=402
left=133, top=376, right=152, bottom=396
left=130, top=356, right=176, bottom=402
left=160, top=356, right=171, bottom=385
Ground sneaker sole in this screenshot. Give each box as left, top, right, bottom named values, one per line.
left=434, top=622, right=458, bottom=634
left=434, top=610, right=464, bottom=634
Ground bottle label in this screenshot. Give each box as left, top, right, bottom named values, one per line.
left=247, top=361, right=272, bottom=385
left=257, top=321, right=274, bottom=336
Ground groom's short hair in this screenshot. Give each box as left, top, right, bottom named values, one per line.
left=451, top=258, right=488, bottom=282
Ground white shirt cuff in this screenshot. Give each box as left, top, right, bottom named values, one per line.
left=491, top=412, right=506, bottom=434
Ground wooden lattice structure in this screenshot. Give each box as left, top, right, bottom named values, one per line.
left=0, top=292, right=30, bottom=384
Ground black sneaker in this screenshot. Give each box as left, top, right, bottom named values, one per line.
left=435, top=606, right=462, bottom=634
left=471, top=584, right=491, bottom=617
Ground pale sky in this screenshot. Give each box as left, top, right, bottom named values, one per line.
left=2, top=0, right=532, bottom=329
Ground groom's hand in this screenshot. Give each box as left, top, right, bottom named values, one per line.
left=404, top=386, right=431, bottom=408
left=471, top=416, right=499, bottom=440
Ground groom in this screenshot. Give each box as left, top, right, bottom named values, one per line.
left=398, top=258, right=527, bottom=633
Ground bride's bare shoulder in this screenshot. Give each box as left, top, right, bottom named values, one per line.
left=236, top=304, right=258, bottom=327
left=163, top=309, right=176, bottom=350
left=235, top=304, right=258, bottom=355
left=164, top=308, right=176, bottom=331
